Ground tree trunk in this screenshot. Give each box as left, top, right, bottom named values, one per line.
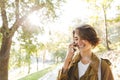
left=36, top=57, right=39, bottom=71
left=28, top=63, right=31, bottom=74
left=42, top=50, right=46, bottom=64
left=0, top=36, right=12, bottom=80
left=27, top=54, right=31, bottom=74
left=103, top=6, right=111, bottom=50
left=35, top=51, right=39, bottom=71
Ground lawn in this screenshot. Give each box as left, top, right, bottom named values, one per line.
left=18, top=64, right=57, bottom=80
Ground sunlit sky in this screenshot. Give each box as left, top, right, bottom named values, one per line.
left=27, top=0, right=91, bottom=36
left=35, top=0, right=119, bottom=43
left=27, top=0, right=119, bottom=33
left=0, top=0, right=117, bottom=43
left=0, top=0, right=120, bottom=36
left=61, top=0, right=90, bottom=22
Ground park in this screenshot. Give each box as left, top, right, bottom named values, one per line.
left=0, top=0, right=120, bottom=80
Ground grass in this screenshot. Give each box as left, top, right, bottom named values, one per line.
left=18, top=64, right=57, bottom=80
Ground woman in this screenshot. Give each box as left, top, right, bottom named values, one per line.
left=57, top=24, right=114, bottom=80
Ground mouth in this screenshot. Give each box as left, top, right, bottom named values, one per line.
left=79, top=44, right=85, bottom=48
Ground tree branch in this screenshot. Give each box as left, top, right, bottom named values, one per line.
left=0, top=0, right=8, bottom=29
left=10, top=5, right=44, bottom=36
left=15, top=0, right=19, bottom=21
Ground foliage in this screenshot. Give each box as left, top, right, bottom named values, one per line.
left=53, top=47, right=66, bottom=63
left=95, top=44, right=106, bottom=52
left=9, top=48, right=22, bottom=69
left=5, top=0, right=65, bottom=70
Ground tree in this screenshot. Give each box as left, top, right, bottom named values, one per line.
left=85, top=0, right=114, bottom=50
left=101, top=0, right=113, bottom=50
left=20, top=31, right=34, bottom=74
left=0, top=0, right=63, bottom=79
left=53, top=48, right=66, bottom=63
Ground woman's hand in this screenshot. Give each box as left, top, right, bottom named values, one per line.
left=66, top=43, right=76, bottom=61
left=63, top=43, right=76, bottom=70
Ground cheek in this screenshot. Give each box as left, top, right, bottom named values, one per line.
left=78, top=40, right=85, bottom=46
left=84, top=41, right=92, bottom=49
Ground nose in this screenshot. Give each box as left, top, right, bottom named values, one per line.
left=74, top=41, right=78, bottom=45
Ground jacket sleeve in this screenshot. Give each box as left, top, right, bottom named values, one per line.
left=57, top=68, right=69, bottom=80
left=101, top=59, right=114, bottom=80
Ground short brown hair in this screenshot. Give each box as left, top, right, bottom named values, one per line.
left=75, top=24, right=100, bottom=47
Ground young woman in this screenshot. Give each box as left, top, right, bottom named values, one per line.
left=57, top=24, right=114, bottom=80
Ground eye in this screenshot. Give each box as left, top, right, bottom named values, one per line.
left=74, top=38, right=78, bottom=41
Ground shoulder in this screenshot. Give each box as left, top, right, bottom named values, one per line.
left=101, top=58, right=111, bottom=66
left=100, top=59, right=114, bottom=80
left=101, top=58, right=112, bottom=71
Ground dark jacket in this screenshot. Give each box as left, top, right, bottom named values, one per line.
left=57, top=53, right=114, bottom=80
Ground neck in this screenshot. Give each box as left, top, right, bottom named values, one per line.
left=80, top=49, right=92, bottom=57
left=80, top=50, right=92, bottom=64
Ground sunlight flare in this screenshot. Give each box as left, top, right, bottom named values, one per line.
left=27, top=12, right=41, bottom=26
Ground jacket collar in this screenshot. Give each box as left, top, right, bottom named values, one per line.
left=69, top=53, right=100, bottom=79
left=71, top=53, right=99, bottom=71
left=90, top=53, right=99, bottom=73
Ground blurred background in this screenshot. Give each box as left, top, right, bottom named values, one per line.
left=0, top=0, right=120, bottom=80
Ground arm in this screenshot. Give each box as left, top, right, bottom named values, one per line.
left=57, top=43, right=75, bottom=80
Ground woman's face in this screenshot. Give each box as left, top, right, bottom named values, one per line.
left=74, top=30, right=92, bottom=52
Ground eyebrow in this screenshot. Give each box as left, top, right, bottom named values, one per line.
left=74, top=37, right=78, bottom=38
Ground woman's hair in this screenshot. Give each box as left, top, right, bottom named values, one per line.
left=74, top=24, right=100, bottom=47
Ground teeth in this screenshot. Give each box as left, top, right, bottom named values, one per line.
left=79, top=44, right=85, bottom=48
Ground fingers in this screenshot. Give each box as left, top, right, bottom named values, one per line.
left=66, top=43, right=76, bottom=58
left=68, top=43, right=75, bottom=53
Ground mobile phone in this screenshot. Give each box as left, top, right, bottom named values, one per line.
left=73, top=42, right=77, bottom=52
